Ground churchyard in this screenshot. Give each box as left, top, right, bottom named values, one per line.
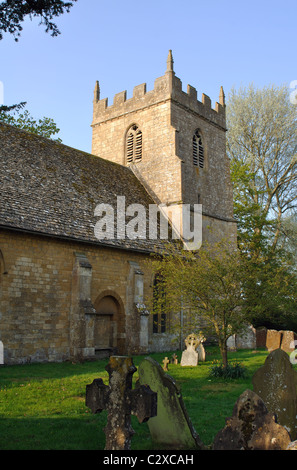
left=0, top=346, right=276, bottom=450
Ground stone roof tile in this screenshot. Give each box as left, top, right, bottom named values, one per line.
left=0, top=123, right=166, bottom=253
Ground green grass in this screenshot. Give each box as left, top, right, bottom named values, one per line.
left=0, top=348, right=270, bottom=450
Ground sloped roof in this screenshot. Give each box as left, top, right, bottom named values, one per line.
left=0, top=122, right=165, bottom=253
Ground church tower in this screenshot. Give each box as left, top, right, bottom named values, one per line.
left=91, top=51, right=236, bottom=244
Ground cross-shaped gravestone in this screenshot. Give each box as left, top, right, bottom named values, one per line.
left=85, top=356, right=157, bottom=450
left=162, top=357, right=169, bottom=371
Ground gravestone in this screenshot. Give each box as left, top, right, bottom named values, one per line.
left=213, top=389, right=291, bottom=450
left=236, top=324, right=256, bottom=349
left=197, top=342, right=206, bottom=362
left=86, top=356, right=157, bottom=450
left=227, top=325, right=256, bottom=351
left=252, top=348, right=297, bottom=440
left=180, top=333, right=199, bottom=366
left=280, top=330, right=296, bottom=353
left=162, top=357, right=169, bottom=371
left=171, top=353, right=178, bottom=364
left=266, top=329, right=282, bottom=351
left=137, top=356, right=204, bottom=449
left=181, top=333, right=199, bottom=366
left=256, top=327, right=267, bottom=348
left=227, top=334, right=236, bottom=351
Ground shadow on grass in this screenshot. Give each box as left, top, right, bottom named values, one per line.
left=0, top=348, right=271, bottom=450
left=0, top=414, right=107, bottom=450
left=0, top=414, right=159, bottom=451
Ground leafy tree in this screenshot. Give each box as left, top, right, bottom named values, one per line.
left=0, top=0, right=77, bottom=41
left=149, top=241, right=246, bottom=368
left=0, top=106, right=61, bottom=141
left=227, top=84, right=297, bottom=253
left=227, top=84, right=297, bottom=331
left=240, top=246, right=297, bottom=332
left=0, top=101, right=26, bottom=113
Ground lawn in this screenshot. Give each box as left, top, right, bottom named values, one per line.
left=0, top=347, right=270, bottom=450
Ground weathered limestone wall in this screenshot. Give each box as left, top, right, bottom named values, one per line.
left=0, top=229, right=156, bottom=364
left=91, top=59, right=236, bottom=245
left=92, top=74, right=182, bottom=206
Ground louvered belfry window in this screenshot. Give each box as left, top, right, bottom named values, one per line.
left=126, top=125, right=142, bottom=164
left=193, top=130, right=204, bottom=168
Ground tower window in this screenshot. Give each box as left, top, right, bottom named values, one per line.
left=126, top=125, right=142, bottom=164
left=193, top=130, right=204, bottom=168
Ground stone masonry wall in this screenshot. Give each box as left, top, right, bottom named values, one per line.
left=91, top=61, right=236, bottom=244
left=170, top=100, right=236, bottom=244
left=0, top=229, right=156, bottom=364
left=92, top=74, right=182, bottom=206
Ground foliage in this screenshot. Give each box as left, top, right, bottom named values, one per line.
left=0, top=106, right=61, bottom=141
left=149, top=240, right=246, bottom=367
left=240, top=247, right=297, bottom=331
left=209, top=360, right=247, bottom=379
left=0, top=101, right=26, bottom=113
left=227, top=84, right=297, bottom=254
left=227, top=84, right=297, bottom=330
left=0, top=0, right=77, bottom=41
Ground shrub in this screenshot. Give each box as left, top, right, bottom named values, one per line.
left=209, top=360, right=247, bottom=379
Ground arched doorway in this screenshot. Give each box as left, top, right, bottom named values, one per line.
left=93, top=291, right=126, bottom=356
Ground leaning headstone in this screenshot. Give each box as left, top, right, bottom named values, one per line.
left=86, top=356, right=157, bottom=450
left=266, top=329, right=282, bottom=351
left=213, top=389, right=291, bottom=450
left=252, top=348, right=297, bottom=440
left=180, top=333, right=199, bottom=366
left=137, top=356, right=204, bottom=449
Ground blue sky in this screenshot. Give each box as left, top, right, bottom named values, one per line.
left=0, top=0, right=296, bottom=153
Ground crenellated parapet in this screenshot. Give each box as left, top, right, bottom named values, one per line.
left=92, top=50, right=226, bottom=130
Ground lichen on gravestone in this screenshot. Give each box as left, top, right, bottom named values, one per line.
left=137, top=356, right=204, bottom=449
left=86, top=356, right=157, bottom=450
left=252, top=348, right=297, bottom=440
left=213, top=389, right=291, bottom=450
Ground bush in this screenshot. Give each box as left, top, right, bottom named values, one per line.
left=209, top=360, right=247, bottom=379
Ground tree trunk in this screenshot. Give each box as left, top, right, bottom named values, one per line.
left=220, top=343, right=228, bottom=368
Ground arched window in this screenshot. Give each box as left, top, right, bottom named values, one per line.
left=126, top=124, right=142, bottom=164
left=193, top=130, right=204, bottom=169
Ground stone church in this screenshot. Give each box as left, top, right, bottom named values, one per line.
left=0, top=51, right=236, bottom=364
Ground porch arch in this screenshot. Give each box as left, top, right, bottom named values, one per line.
left=93, top=290, right=126, bottom=355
